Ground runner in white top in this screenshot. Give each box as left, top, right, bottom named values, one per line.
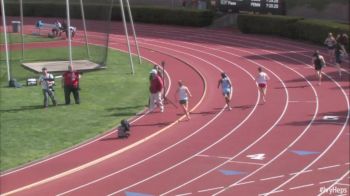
left=218, top=72, right=232, bottom=111
left=175, top=80, right=192, bottom=120
left=324, top=32, right=337, bottom=63
left=256, top=67, right=270, bottom=103
left=39, top=67, right=57, bottom=108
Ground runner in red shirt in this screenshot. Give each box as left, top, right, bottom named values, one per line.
left=62, top=65, right=81, bottom=104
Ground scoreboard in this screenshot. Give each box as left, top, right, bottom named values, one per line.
left=219, top=0, right=285, bottom=15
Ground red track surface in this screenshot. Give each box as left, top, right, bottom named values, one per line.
left=0, top=18, right=349, bottom=196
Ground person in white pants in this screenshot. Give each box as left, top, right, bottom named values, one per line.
left=149, top=70, right=164, bottom=112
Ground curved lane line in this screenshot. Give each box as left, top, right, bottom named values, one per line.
left=101, top=37, right=287, bottom=195
left=130, top=25, right=350, bottom=72
left=80, top=28, right=349, bottom=195
left=97, top=38, right=262, bottom=195
left=137, top=39, right=293, bottom=196
left=1, top=46, right=207, bottom=196
left=56, top=43, right=227, bottom=196
left=124, top=31, right=322, bottom=195
left=213, top=33, right=349, bottom=195
left=92, top=31, right=343, bottom=196
left=210, top=46, right=320, bottom=195
left=253, top=49, right=350, bottom=196
left=210, top=46, right=348, bottom=195
left=55, top=36, right=254, bottom=195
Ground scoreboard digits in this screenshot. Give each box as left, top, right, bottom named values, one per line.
left=220, top=0, right=285, bottom=15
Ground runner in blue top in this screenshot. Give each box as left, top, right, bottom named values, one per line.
left=218, top=72, right=232, bottom=111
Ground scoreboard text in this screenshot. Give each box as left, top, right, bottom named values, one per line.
left=220, top=0, right=285, bottom=15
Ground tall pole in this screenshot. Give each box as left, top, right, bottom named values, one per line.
left=1, top=0, right=11, bottom=82
left=124, top=0, right=142, bottom=64
left=20, top=0, right=24, bottom=60
left=79, top=0, right=91, bottom=58
left=120, top=0, right=134, bottom=75
left=105, top=0, right=114, bottom=64
left=66, top=0, right=73, bottom=68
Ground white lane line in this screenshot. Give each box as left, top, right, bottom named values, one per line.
left=320, top=179, right=338, bottom=184
left=197, top=186, right=224, bottom=193
left=258, top=190, right=284, bottom=196
left=336, top=183, right=350, bottom=187
left=150, top=40, right=288, bottom=195
left=197, top=155, right=264, bottom=166
left=289, top=100, right=316, bottom=103
left=194, top=29, right=350, bottom=75
left=289, top=183, right=314, bottom=190
left=175, top=193, right=192, bottom=196
left=132, top=33, right=316, bottom=195
left=151, top=34, right=345, bottom=196
left=91, top=31, right=344, bottom=196
left=56, top=46, right=225, bottom=196
left=318, top=165, right=341, bottom=170
left=252, top=47, right=349, bottom=196
left=126, top=33, right=344, bottom=196
left=289, top=170, right=313, bottom=176
left=90, top=25, right=350, bottom=75
left=236, top=181, right=255, bottom=186
left=344, top=162, right=350, bottom=165
left=229, top=160, right=265, bottom=166
left=196, top=154, right=230, bottom=160
left=211, top=45, right=317, bottom=196
left=137, top=35, right=289, bottom=196
left=138, top=28, right=350, bottom=193
left=260, top=175, right=285, bottom=181
left=196, top=154, right=210, bottom=158
left=104, top=37, right=261, bottom=196
left=318, top=171, right=350, bottom=196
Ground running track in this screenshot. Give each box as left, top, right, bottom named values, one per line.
left=0, top=18, right=349, bottom=196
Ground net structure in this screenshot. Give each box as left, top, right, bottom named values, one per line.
left=1, top=0, right=113, bottom=83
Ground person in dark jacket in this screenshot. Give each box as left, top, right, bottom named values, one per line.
left=312, top=50, right=326, bottom=86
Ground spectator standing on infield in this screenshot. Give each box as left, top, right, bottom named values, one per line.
left=62, top=65, right=81, bottom=104
left=217, top=72, right=232, bottom=111
left=149, top=70, right=164, bottom=112
left=312, top=50, right=326, bottom=86
left=39, top=67, right=57, bottom=108
left=335, top=43, right=345, bottom=79
left=337, top=33, right=349, bottom=57
left=256, top=67, right=270, bottom=103
left=324, top=33, right=337, bottom=63
left=175, top=80, right=192, bottom=120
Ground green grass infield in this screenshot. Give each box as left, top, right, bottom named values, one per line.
left=0, top=46, right=152, bottom=172
left=0, top=32, right=61, bottom=44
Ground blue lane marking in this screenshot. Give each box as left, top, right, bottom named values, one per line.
left=219, top=170, right=247, bottom=176
left=291, top=150, right=320, bottom=156
left=125, top=191, right=154, bottom=196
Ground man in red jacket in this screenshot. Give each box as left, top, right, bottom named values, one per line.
left=62, top=65, right=80, bottom=105
left=149, top=70, right=164, bottom=112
